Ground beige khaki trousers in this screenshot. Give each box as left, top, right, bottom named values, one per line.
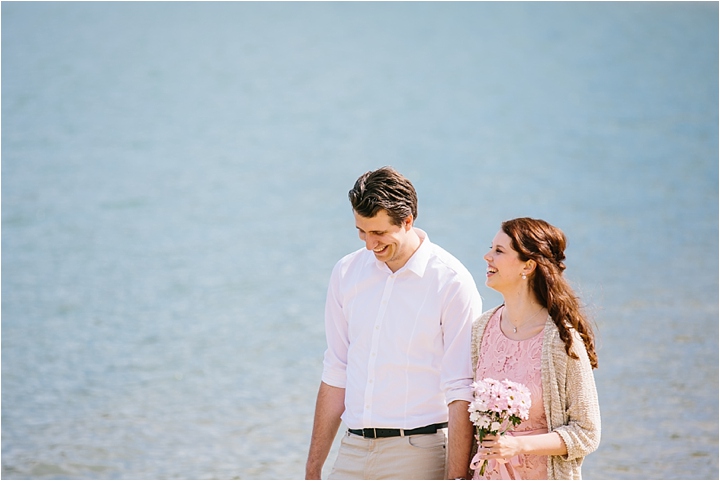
left=329, top=429, right=447, bottom=480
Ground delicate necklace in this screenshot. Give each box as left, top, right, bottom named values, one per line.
left=505, top=305, right=545, bottom=333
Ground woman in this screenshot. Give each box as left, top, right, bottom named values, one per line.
left=470, top=218, right=600, bottom=480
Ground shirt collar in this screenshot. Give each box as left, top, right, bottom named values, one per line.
left=373, top=227, right=431, bottom=277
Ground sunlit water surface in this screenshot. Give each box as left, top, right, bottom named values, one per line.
left=2, top=3, right=717, bottom=479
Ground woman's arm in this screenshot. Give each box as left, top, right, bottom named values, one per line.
left=552, top=333, right=601, bottom=460
left=478, top=431, right=567, bottom=460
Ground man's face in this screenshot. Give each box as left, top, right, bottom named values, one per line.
left=354, top=209, right=413, bottom=270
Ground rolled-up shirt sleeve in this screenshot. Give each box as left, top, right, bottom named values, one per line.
left=441, top=274, right=483, bottom=405
left=321, top=262, right=349, bottom=388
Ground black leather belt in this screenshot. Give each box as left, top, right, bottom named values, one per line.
left=348, top=422, right=448, bottom=439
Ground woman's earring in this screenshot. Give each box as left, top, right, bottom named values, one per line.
left=521, top=273, right=527, bottom=280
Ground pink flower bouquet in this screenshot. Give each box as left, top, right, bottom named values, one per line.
left=468, top=378, right=531, bottom=476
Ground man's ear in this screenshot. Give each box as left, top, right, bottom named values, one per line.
left=402, top=215, right=414, bottom=231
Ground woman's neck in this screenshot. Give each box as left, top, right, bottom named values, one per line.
left=501, top=289, right=546, bottom=331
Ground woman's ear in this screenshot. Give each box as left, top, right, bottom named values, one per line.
left=523, top=259, right=537, bottom=276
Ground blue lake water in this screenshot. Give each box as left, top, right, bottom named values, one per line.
left=2, top=2, right=718, bottom=479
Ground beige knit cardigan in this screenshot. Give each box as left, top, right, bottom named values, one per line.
left=471, top=306, right=601, bottom=480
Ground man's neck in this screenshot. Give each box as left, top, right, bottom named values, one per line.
left=386, top=228, right=422, bottom=273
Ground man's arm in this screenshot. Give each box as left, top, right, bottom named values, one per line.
left=305, top=382, right=346, bottom=480
left=446, top=400, right=474, bottom=479
left=441, top=274, right=482, bottom=479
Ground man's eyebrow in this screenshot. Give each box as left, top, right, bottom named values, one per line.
left=356, top=226, right=386, bottom=234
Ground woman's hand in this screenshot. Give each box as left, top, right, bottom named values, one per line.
left=478, top=434, right=523, bottom=460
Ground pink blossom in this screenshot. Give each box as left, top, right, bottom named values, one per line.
left=468, top=377, right=533, bottom=475
left=467, top=377, right=532, bottom=432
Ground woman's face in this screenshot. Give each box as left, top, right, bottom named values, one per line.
left=483, top=230, right=527, bottom=292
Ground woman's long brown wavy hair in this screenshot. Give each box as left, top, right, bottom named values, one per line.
left=502, top=217, right=598, bottom=369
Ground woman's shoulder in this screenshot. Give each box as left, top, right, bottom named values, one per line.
left=543, top=315, right=562, bottom=340
left=472, top=306, right=499, bottom=343
left=473, top=305, right=503, bottom=326
left=544, top=317, right=591, bottom=360
left=471, top=305, right=504, bottom=371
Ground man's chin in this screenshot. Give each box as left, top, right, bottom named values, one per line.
left=373, top=252, right=393, bottom=263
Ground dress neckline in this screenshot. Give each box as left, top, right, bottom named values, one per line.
left=494, top=306, right=545, bottom=342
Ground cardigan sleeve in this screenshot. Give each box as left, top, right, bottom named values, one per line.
left=552, top=332, right=601, bottom=462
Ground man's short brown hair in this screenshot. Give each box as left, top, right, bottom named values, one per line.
left=348, top=166, right=418, bottom=226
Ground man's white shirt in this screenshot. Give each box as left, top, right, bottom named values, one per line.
left=322, top=228, right=483, bottom=430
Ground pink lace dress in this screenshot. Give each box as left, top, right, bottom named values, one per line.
left=473, top=307, right=548, bottom=480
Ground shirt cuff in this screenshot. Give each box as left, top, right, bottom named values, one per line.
left=321, top=366, right=347, bottom=389
left=445, top=383, right=474, bottom=405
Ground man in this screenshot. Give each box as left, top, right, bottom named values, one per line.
left=305, top=167, right=483, bottom=480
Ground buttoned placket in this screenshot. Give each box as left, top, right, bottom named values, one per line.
left=362, top=271, right=397, bottom=427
